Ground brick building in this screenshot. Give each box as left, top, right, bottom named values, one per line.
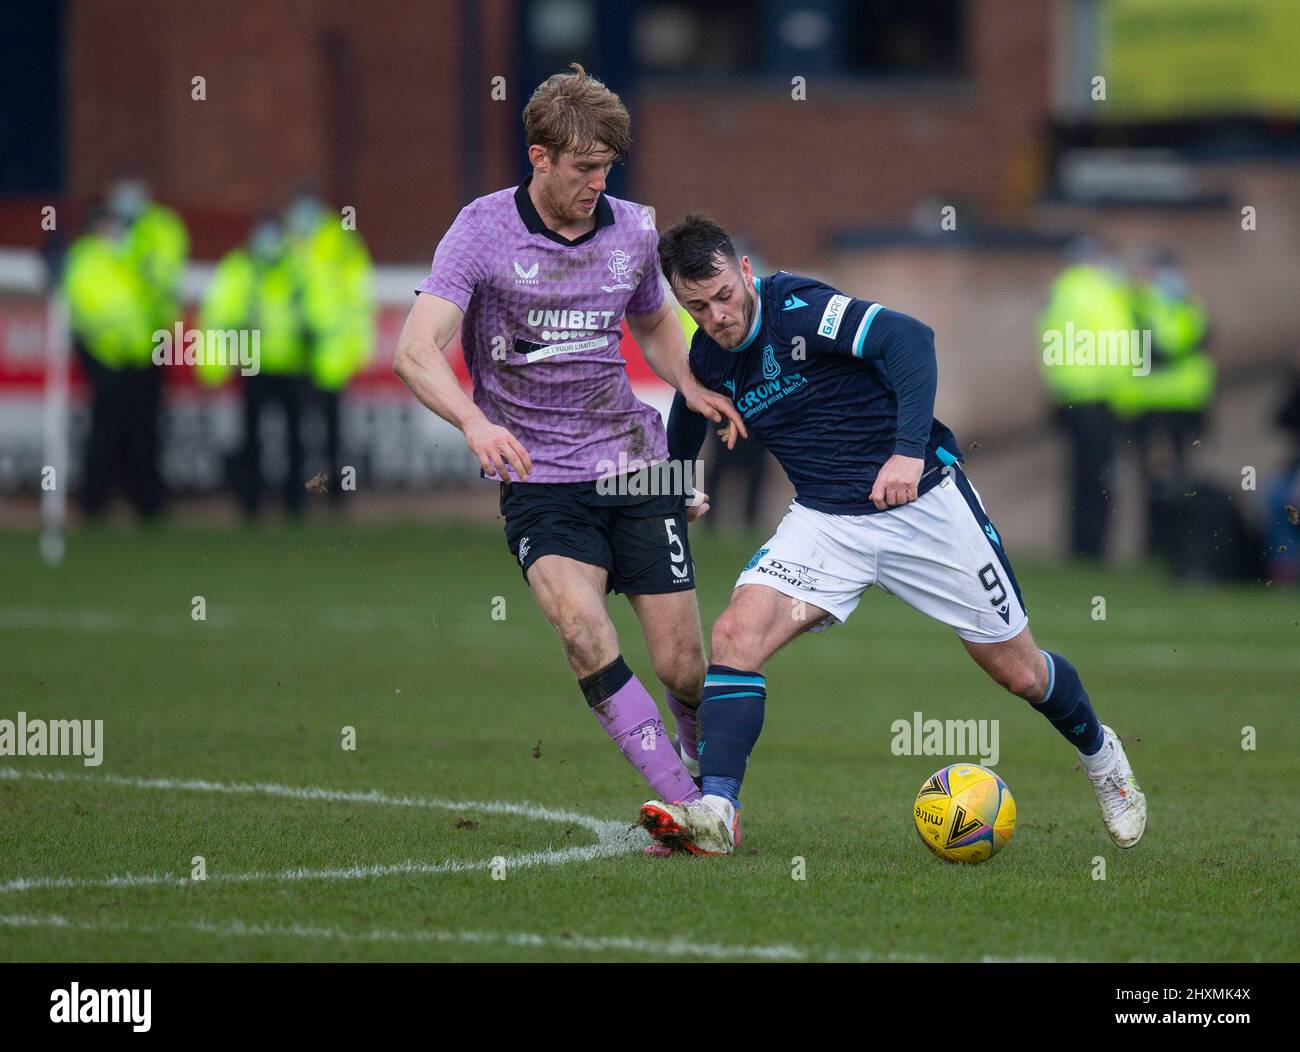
left=37, top=0, right=1051, bottom=264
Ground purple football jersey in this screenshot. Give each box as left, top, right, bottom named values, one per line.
left=416, top=176, right=669, bottom=482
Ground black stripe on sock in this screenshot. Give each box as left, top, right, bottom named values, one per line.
left=578, top=656, right=633, bottom=708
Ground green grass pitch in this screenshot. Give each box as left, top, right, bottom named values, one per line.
left=1, top=520, right=1296, bottom=962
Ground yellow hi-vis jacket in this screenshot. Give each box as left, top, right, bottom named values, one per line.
left=289, top=217, right=374, bottom=391
left=1037, top=264, right=1136, bottom=406
left=123, top=204, right=189, bottom=335
left=197, top=249, right=306, bottom=384
left=676, top=301, right=698, bottom=343
left=63, top=233, right=153, bottom=370
left=1110, top=282, right=1215, bottom=419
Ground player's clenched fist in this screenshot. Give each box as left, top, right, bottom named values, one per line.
left=870, top=453, right=924, bottom=510
left=464, top=417, right=533, bottom=481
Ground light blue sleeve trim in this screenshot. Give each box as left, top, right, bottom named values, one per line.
left=851, top=302, right=886, bottom=357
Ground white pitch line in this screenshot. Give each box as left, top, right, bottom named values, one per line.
left=0, top=912, right=1077, bottom=963
left=0, top=912, right=807, bottom=961
left=0, top=767, right=621, bottom=835
left=0, top=770, right=1081, bottom=962
left=0, top=767, right=646, bottom=894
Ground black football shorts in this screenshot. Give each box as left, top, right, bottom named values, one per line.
left=500, top=480, right=696, bottom=595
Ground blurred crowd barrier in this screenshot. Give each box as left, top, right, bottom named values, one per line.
left=0, top=157, right=1296, bottom=564
left=0, top=253, right=671, bottom=499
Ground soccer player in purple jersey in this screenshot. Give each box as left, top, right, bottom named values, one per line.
left=393, top=66, right=745, bottom=847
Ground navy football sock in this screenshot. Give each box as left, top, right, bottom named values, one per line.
left=697, top=664, right=765, bottom=807
left=1033, top=650, right=1105, bottom=755
left=701, top=775, right=742, bottom=806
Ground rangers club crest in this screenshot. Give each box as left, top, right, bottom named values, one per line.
left=600, top=248, right=637, bottom=292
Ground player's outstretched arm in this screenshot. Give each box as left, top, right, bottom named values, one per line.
left=393, top=292, right=532, bottom=481
left=628, top=299, right=747, bottom=442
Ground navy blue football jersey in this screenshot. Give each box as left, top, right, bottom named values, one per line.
left=685, top=271, right=963, bottom=514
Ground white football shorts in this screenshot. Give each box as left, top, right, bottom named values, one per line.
left=734, top=465, right=1029, bottom=644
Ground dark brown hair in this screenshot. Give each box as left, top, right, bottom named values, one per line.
left=658, top=213, right=740, bottom=286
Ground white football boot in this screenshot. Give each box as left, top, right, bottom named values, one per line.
left=1085, top=725, right=1147, bottom=848
left=640, top=793, right=739, bottom=856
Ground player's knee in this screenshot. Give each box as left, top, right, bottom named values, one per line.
left=658, top=650, right=705, bottom=703
left=553, top=612, right=616, bottom=675
left=710, top=612, right=757, bottom=669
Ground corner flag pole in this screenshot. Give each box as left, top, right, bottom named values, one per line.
left=40, top=287, right=69, bottom=566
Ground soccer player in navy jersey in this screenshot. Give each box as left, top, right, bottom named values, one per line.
left=639, top=214, right=1146, bottom=856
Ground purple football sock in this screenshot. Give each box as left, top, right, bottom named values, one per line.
left=581, top=658, right=701, bottom=804
left=666, top=692, right=700, bottom=761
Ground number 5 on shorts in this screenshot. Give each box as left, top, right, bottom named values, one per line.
left=664, top=518, right=689, bottom=580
